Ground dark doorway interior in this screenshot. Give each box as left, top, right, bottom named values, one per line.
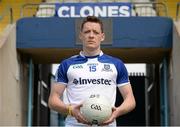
left=33, top=64, right=51, bottom=126
left=116, top=76, right=146, bottom=126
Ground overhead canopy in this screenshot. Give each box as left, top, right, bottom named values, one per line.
left=16, top=17, right=172, bottom=63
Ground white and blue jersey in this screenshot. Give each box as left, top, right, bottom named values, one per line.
left=55, top=51, right=130, bottom=126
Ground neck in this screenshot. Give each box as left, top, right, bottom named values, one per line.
left=82, top=48, right=101, bottom=56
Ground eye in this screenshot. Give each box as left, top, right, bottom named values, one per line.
left=84, top=30, right=90, bottom=34
left=93, top=30, right=100, bottom=35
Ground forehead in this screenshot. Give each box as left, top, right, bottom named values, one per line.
left=82, top=22, right=101, bottom=31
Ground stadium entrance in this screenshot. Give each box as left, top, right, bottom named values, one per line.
left=16, top=5, right=172, bottom=126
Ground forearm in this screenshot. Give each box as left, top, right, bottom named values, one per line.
left=100, top=94, right=136, bottom=126
left=115, top=95, right=136, bottom=117
left=48, top=96, right=68, bottom=115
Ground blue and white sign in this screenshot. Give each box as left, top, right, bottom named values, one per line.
left=55, top=3, right=131, bottom=18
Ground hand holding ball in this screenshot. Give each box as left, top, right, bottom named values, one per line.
left=80, top=94, right=112, bottom=125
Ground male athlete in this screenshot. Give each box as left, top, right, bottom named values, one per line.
left=48, top=16, right=136, bottom=126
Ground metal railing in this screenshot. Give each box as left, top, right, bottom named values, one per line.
left=131, top=2, right=168, bottom=17
left=20, top=3, right=40, bottom=18
left=0, top=6, right=13, bottom=24
left=20, top=2, right=168, bottom=18
left=21, top=3, right=58, bottom=18
left=176, top=2, right=180, bottom=21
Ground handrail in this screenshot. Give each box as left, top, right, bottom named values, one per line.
left=176, top=2, right=180, bottom=21
left=131, top=2, right=168, bottom=17
left=21, top=3, right=38, bottom=18
left=0, top=6, right=13, bottom=24
left=20, top=3, right=56, bottom=18
left=20, top=2, right=168, bottom=18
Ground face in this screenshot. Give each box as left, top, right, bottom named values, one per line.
left=79, top=22, right=105, bottom=51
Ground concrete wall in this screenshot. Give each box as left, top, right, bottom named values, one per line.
left=0, top=24, right=28, bottom=125
left=170, top=21, right=180, bottom=125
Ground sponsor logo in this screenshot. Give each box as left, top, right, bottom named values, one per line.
left=73, top=79, right=79, bottom=84
left=87, top=63, right=98, bottom=66
left=73, top=78, right=111, bottom=85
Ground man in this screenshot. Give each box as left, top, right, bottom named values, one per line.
left=48, top=16, right=136, bottom=126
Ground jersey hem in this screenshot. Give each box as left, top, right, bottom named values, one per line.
left=54, top=81, right=67, bottom=85
left=117, top=82, right=130, bottom=87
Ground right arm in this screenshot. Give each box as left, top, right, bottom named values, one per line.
left=48, top=83, right=90, bottom=125
left=48, top=83, right=68, bottom=114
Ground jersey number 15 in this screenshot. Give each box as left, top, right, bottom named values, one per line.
left=89, top=65, right=96, bottom=72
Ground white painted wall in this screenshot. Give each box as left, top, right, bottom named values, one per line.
left=0, top=24, right=27, bottom=125
left=170, top=21, right=180, bottom=125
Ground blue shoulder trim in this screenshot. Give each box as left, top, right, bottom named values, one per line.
left=55, top=55, right=87, bottom=83
left=98, top=54, right=129, bottom=85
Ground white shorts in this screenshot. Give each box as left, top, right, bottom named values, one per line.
left=65, top=116, right=117, bottom=127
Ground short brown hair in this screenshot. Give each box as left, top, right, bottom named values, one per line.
left=81, top=16, right=104, bottom=33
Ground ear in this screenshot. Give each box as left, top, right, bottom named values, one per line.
left=101, top=33, right=105, bottom=42
left=79, top=31, right=83, bottom=41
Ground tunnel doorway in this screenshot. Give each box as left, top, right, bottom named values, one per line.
left=31, top=62, right=161, bottom=126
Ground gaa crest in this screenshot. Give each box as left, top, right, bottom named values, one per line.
left=104, top=64, right=110, bottom=70
left=102, top=64, right=113, bottom=72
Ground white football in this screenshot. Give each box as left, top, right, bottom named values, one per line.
left=80, top=94, right=112, bottom=125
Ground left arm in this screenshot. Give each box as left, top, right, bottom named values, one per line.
left=115, top=84, right=136, bottom=116
left=102, top=83, right=136, bottom=125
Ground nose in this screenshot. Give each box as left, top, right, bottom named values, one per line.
left=89, top=31, right=94, bottom=38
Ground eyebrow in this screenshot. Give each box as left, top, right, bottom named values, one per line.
left=83, top=29, right=101, bottom=34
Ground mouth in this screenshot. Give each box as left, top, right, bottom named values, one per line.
left=88, top=40, right=95, bottom=43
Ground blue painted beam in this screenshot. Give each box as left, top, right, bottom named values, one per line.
left=113, top=17, right=172, bottom=48
left=16, top=17, right=172, bottom=49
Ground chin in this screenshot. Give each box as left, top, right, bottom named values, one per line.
left=86, top=45, right=95, bottom=48
left=87, top=47, right=98, bottom=51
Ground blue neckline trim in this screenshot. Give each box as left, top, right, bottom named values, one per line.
left=85, top=55, right=99, bottom=59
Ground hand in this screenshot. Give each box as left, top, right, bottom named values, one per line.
left=100, top=107, right=117, bottom=126
left=71, top=104, right=91, bottom=125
